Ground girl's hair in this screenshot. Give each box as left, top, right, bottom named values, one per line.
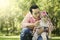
left=40, top=11, right=49, bottom=18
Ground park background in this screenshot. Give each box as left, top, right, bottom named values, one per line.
left=0, top=0, right=60, bottom=40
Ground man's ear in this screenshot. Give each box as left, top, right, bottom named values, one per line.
left=32, top=9, right=34, bottom=11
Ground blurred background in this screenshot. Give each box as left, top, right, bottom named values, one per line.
left=0, top=0, right=60, bottom=37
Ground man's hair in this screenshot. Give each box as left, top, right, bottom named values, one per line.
left=29, top=4, right=39, bottom=14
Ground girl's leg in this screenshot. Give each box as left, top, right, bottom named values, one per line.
left=41, top=32, right=47, bottom=40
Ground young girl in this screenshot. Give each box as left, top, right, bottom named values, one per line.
left=32, top=11, right=53, bottom=40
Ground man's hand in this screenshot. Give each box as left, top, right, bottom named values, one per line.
left=36, top=27, right=44, bottom=35
left=26, top=20, right=40, bottom=29
left=27, top=23, right=35, bottom=29
left=34, top=20, right=40, bottom=26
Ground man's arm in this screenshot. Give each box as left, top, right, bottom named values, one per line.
left=21, top=13, right=35, bottom=28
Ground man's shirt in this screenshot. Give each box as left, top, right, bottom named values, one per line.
left=21, top=12, right=36, bottom=28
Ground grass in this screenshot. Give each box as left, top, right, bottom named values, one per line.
left=52, top=39, right=60, bottom=40
left=0, top=36, right=20, bottom=40
left=0, top=38, right=19, bottom=40
left=0, top=38, right=60, bottom=40
left=0, top=36, right=60, bottom=40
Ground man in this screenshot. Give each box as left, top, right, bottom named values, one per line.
left=20, top=4, right=43, bottom=40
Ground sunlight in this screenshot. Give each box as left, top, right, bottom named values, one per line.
left=0, top=0, right=10, bottom=8
left=0, top=0, right=17, bottom=18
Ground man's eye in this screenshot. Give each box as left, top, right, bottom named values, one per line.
left=38, top=12, right=40, bottom=13
left=35, top=13, right=37, bottom=14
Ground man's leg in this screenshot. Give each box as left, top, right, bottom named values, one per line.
left=37, top=35, right=43, bottom=40
left=20, top=28, right=32, bottom=40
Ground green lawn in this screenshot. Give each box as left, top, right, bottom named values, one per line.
left=0, top=36, right=60, bottom=40
left=53, top=39, right=60, bottom=40
left=0, top=38, right=19, bottom=40
left=51, top=39, right=60, bottom=40
left=0, top=38, right=60, bottom=40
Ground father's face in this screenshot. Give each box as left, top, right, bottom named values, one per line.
left=32, top=8, right=40, bottom=20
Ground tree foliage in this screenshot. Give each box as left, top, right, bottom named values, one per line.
left=0, top=0, right=60, bottom=36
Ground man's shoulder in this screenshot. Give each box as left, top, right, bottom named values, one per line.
left=25, top=12, right=32, bottom=18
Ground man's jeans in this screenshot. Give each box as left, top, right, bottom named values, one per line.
left=37, top=35, right=43, bottom=40
left=20, top=28, right=32, bottom=40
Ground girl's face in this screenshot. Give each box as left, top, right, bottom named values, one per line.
left=41, top=16, right=48, bottom=20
